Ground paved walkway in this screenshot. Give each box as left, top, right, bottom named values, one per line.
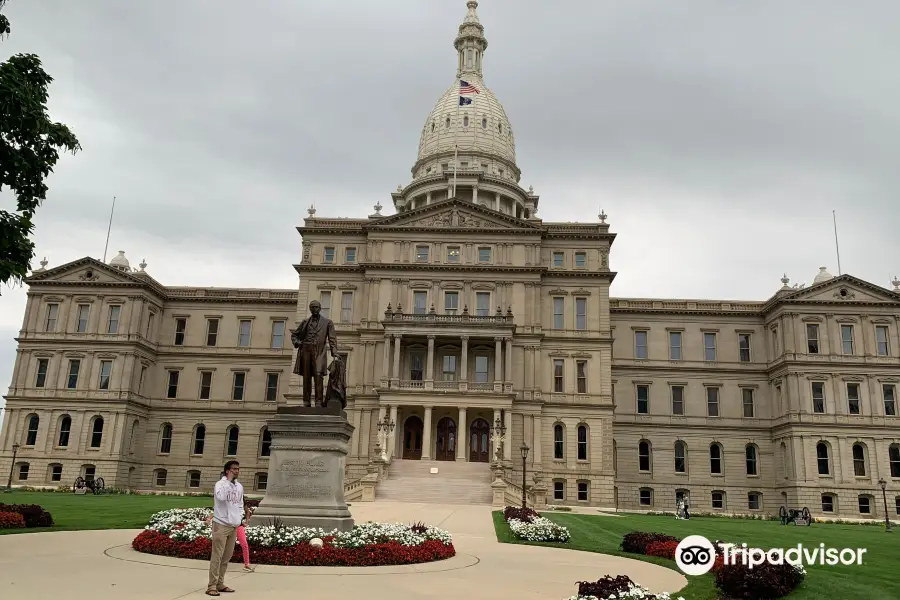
left=0, top=502, right=686, bottom=599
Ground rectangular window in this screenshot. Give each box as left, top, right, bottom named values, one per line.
left=35, top=358, right=49, bottom=388
left=66, top=360, right=80, bottom=389
left=712, top=492, right=724, bottom=509
left=807, top=324, right=820, bottom=354
left=553, top=297, right=564, bottom=329
left=206, top=319, right=219, bottom=346
left=199, top=371, right=212, bottom=400
left=413, top=291, right=427, bottom=315
left=146, top=312, right=155, bottom=338
left=475, top=356, right=489, bottom=383
left=138, top=366, right=146, bottom=394
left=812, top=382, right=826, bottom=413
left=847, top=383, right=861, bottom=415
left=256, top=473, right=268, bottom=491
left=859, top=496, right=870, bottom=514
left=876, top=326, right=890, bottom=356
left=340, top=292, right=353, bottom=323
left=554, top=481, right=565, bottom=501
left=45, top=303, right=59, bottom=332
left=637, top=384, right=649, bottom=414
left=232, top=372, right=246, bottom=400
left=739, top=334, right=751, bottom=362
left=671, top=386, right=684, bottom=415
left=409, top=351, right=424, bottom=380
left=98, top=360, right=113, bottom=390
left=446, top=246, right=461, bottom=263
left=166, top=370, right=179, bottom=399
left=841, top=325, right=855, bottom=354
left=174, top=318, right=186, bottom=346
left=552, top=252, right=564, bottom=267
left=475, top=292, right=490, bottom=317
left=238, top=319, right=252, bottom=347
left=821, top=495, right=834, bottom=513
left=442, top=355, right=457, bottom=381
left=323, top=247, right=335, bottom=263
left=189, top=472, right=201, bottom=488
left=107, top=305, right=121, bottom=334
left=669, top=331, right=682, bottom=360
left=271, top=320, right=285, bottom=348
left=265, top=373, right=279, bottom=401
left=742, top=388, right=755, bottom=418
left=577, top=481, right=589, bottom=502
left=884, top=384, right=897, bottom=416
left=345, top=247, right=356, bottom=263
left=703, top=332, right=717, bottom=361
left=707, top=387, right=720, bottom=417
left=575, top=298, right=586, bottom=330
left=319, top=291, right=332, bottom=318
left=76, top=304, right=90, bottom=333
left=478, top=247, right=491, bottom=263
left=156, top=470, right=167, bottom=487
left=553, top=359, right=564, bottom=393
left=773, top=327, right=780, bottom=356
left=415, top=245, right=429, bottom=262
left=51, top=465, right=62, bottom=482
left=444, top=291, right=459, bottom=315
left=576, top=360, right=587, bottom=393
left=18, top=464, right=28, bottom=481
left=639, top=489, right=652, bottom=506
left=634, top=330, right=648, bottom=359
left=574, top=252, right=586, bottom=268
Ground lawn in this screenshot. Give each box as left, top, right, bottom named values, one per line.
left=0, top=491, right=209, bottom=534
left=493, top=511, right=899, bottom=600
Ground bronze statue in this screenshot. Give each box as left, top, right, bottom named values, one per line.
left=291, top=300, right=341, bottom=407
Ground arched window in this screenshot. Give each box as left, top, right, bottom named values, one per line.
left=226, top=426, right=239, bottom=457
left=154, top=468, right=167, bottom=487
left=576, top=425, right=588, bottom=461
left=25, top=414, right=39, bottom=446
left=674, top=441, right=687, bottom=473
left=553, top=423, right=564, bottom=459
left=58, top=415, right=71, bottom=447
left=779, top=441, right=789, bottom=479
left=638, top=440, right=651, bottom=472
left=431, top=121, right=435, bottom=133
left=90, top=416, right=104, bottom=448
left=260, top=427, right=272, bottom=457
left=745, top=444, right=758, bottom=476
left=193, top=424, right=206, bottom=455
left=852, top=443, right=866, bottom=477
left=445, top=116, right=450, bottom=128
left=498, top=122, right=503, bottom=133
left=159, top=423, right=173, bottom=454
left=463, top=115, right=469, bottom=127
left=481, top=117, right=487, bottom=129
left=709, top=443, right=722, bottom=474
left=890, top=444, right=900, bottom=478
left=816, top=442, right=830, bottom=475
left=128, top=419, right=138, bottom=453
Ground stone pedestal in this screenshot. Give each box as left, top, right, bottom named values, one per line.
left=250, top=404, right=355, bottom=531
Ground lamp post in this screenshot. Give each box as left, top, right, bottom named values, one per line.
left=376, top=413, right=396, bottom=461
left=6, top=443, right=20, bottom=491
left=878, top=478, right=891, bottom=532
left=520, top=443, right=530, bottom=508
left=490, top=415, right=507, bottom=463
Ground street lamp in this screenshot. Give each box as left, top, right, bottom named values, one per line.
left=490, top=416, right=507, bottom=462
left=520, top=443, right=530, bottom=508
left=878, top=478, right=891, bottom=532
left=6, top=442, right=20, bottom=491
left=376, top=414, right=396, bottom=461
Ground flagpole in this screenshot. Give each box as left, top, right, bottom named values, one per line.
left=102, top=196, right=116, bottom=263
left=833, top=210, right=842, bottom=276
left=452, top=85, right=461, bottom=199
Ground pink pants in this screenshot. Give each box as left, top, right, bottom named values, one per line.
left=236, top=525, right=250, bottom=566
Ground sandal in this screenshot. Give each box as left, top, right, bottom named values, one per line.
left=217, top=588, right=235, bottom=593
left=205, top=592, right=220, bottom=597
left=242, top=565, right=255, bottom=573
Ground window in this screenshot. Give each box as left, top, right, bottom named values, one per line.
left=44, top=303, right=59, bottom=332
left=147, top=312, right=155, bottom=338
left=639, top=489, right=652, bottom=506
left=166, top=370, right=179, bottom=399
left=703, top=332, right=717, bottom=361
left=155, top=469, right=167, bottom=487
left=858, top=495, right=871, bottom=514
left=576, top=360, right=587, bottom=393
left=238, top=320, right=252, bottom=347
left=772, top=326, right=780, bottom=355
left=90, top=417, right=104, bottom=448
left=748, top=492, right=761, bottom=510
left=232, top=372, right=246, bottom=400
left=413, top=291, right=427, bottom=315
left=816, top=442, right=830, bottom=475
left=159, top=423, right=173, bottom=454
left=193, top=425, right=206, bottom=455
left=821, top=494, right=835, bottom=513
left=139, top=366, right=146, bottom=394
left=98, top=360, right=112, bottom=390
left=841, top=324, right=855, bottom=354
left=320, top=291, right=332, bottom=318
left=742, top=388, right=755, bottom=418
left=76, top=304, right=90, bottom=333
left=58, top=416, right=71, bottom=447
left=66, top=360, right=80, bottom=389
left=847, top=383, right=861, bottom=415
left=415, top=246, right=429, bottom=262
left=51, top=464, right=62, bottom=482
left=25, top=414, right=39, bottom=446
left=35, top=358, right=49, bottom=388
left=442, top=355, right=457, bottom=381
left=553, top=359, right=564, bottom=392
left=669, top=332, right=682, bottom=360
left=577, top=481, right=589, bottom=502
left=574, top=252, right=586, bottom=268
left=474, top=356, right=489, bottom=383
left=852, top=443, right=866, bottom=476
left=876, top=325, right=890, bottom=356
left=638, top=441, right=651, bottom=472
left=553, top=297, right=564, bottom=329
left=345, top=247, right=357, bottom=263
left=189, top=471, right=201, bottom=488
left=481, top=118, right=487, bottom=129
left=554, top=480, right=565, bottom=500
left=674, top=441, right=686, bottom=473
left=634, top=331, right=648, bottom=359
left=226, top=426, right=239, bottom=456
left=746, top=445, right=758, bottom=475
left=18, top=463, right=29, bottom=481
left=671, top=386, right=684, bottom=415
left=206, top=318, right=218, bottom=346
left=706, top=387, right=719, bottom=417
left=107, top=305, right=121, bottom=334
left=739, top=334, right=751, bottom=362
left=637, top=385, right=649, bottom=414
left=575, top=298, right=587, bottom=330
left=812, top=382, right=826, bottom=413
left=709, top=444, right=722, bottom=474
left=446, top=246, right=461, bottom=263
left=409, top=352, right=424, bottom=380
left=198, top=371, right=212, bottom=400
left=807, top=324, right=820, bottom=353
left=885, top=385, right=897, bottom=416
left=174, top=318, right=186, bottom=345
left=577, top=425, right=588, bottom=460
left=83, top=465, right=96, bottom=482
left=340, top=292, right=353, bottom=323
left=553, top=424, right=564, bottom=459
left=475, top=292, right=490, bottom=317
left=478, top=247, right=491, bottom=263
left=323, top=247, right=335, bottom=263
left=444, top=292, right=459, bottom=315
left=888, top=444, right=900, bottom=478
left=711, top=491, right=725, bottom=509
left=552, top=252, right=564, bottom=267
left=256, top=473, right=268, bottom=491
left=260, top=428, right=272, bottom=456
left=265, top=373, right=279, bottom=401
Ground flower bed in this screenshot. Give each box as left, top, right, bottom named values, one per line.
left=715, top=560, right=806, bottom=599
left=620, top=532, right=680, bottom=555
left=568, top=574, right=685, bottom=600
left=132, top=508, right=455, bottom=567
left=502, top=505, right=570, bottom=543
left=0, top=503, right=54, bottom=528
left=0, top=511, right=26, bottom=529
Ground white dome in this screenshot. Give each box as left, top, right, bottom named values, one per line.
left=813, top=266, right=833, bottom=284
left=109, top=250, right=131, bottom=272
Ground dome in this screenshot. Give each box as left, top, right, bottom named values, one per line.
left=109, top=250, right=131, bottom=272
left=813, top=266, right=834, bottom=284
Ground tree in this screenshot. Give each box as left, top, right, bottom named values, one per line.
left=0, top=0, right=80, bottom=293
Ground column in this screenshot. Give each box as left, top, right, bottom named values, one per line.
left=422, top=406, right=433, bottom=460
left=494, top=192, right=501, bottom=212
left=503, top=408, right=512, bottom=461
left=457, top=407, right=467, bottom=461
left=525, top=346, right=534, bottom=389
left=472, top=183, right=478, bottom=204
left=426, top=191, right=432, bottom=205
left=505, top=337, right=513, bottom=384
left=494, top=337, right=503, bottom=391
left=388, top=405, right=398, bottom=459
left=351, top=409, right=362, bottom=457
left=381, top=335, right=391, bottom=382
left=532, top=414, right=542, bottom=467
left=492, top=407, right=501, bottom=460
left=392, top=334, right=402, bottom=380
left=426, top=335, right=435, bottom=382
left=460, top=336, right=469, bottom=381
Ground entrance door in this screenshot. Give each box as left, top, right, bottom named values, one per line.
left=402, top=416, right=423, bottom=460
left=469, top=418, right=491, bottom=462
left=435, top=417, right=457, bottom=461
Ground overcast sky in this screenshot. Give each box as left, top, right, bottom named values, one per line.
left=2, top=0, right=899, bottom=416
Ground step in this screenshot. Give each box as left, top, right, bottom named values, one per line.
left=376, top=460, right=493, bottom=505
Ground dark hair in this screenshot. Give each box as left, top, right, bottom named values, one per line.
left=223, top=460, right=240, bottom=475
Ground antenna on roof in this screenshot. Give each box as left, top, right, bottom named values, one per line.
left=102, top=196, right=116, bottom=263
left=832, top=210, right=842, bottom=276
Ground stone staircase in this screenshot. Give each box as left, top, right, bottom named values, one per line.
left=376, top=459, right=493, bottom=504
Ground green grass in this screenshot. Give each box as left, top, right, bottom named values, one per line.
left=492, top=511, right=900, bottom=600
left=0, top=491, right=209, bottom=534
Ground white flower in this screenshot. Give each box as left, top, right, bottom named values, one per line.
left=507, top=516, right=570, bottom=542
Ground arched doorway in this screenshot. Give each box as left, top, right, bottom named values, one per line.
left=402, top=416, right=424, bottom=460
left=469, top=418, right=490, bottom=462
left=435, top=417, right=456, bottom=461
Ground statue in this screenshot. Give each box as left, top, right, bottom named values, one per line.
left=290, top=300, right=342, bottom=408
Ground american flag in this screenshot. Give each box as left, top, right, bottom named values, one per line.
left=459, top=80, right=480, bottom=95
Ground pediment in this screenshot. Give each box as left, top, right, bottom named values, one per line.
left=782, top=275, right=900, bottom=305
left=367, top=198, right=540, bottom=230
left=27, top=257, right=143, bottom=286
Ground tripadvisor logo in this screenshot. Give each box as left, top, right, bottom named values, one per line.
left=674, top=535, right=868, bottom=576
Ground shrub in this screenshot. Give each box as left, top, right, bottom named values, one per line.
left=503, top=506, right=539, bottom=523
left=645, top=540, right=679, bottom=559
left=0, top=511, right=26, bottom=529
left=0, top=503, right=54, bottom=528
left=620, top=532, right=680, bottom=555
left=507, top=516, right=570, bottom=542
left=577, top=574, right=635, bottom=598
left=715, top=560, right=806, bottom=599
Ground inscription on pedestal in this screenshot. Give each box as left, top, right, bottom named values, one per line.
left=273, top=484, right=333, bottom=500
left=278, top=459, right=328, bottom=476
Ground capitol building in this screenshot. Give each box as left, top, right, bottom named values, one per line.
left=2, top=1, right=899, bottom=520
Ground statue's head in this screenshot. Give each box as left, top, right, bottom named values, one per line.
left=309, top=300, right=321, bottom=315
